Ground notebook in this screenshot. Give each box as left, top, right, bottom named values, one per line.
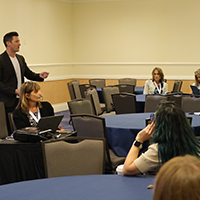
left=190, top=85, right=200, bottom=95
left=37, top=115, right=64, bottom=133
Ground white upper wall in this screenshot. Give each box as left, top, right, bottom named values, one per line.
left=72, top=0, right=200, bottom=63
left=0, top=0, right=72, bottom=64
left=0, top=0, right=199, bottom=80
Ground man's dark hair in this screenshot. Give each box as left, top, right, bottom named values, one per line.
left=3, top=31, right=19, bottom=47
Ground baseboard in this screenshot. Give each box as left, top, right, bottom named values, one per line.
left=52, top=102, right=69, bottom=112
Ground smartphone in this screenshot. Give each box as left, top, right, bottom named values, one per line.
left=145, top=114, right=155, bottom=126
left=150, top=114, right=155, bottom=122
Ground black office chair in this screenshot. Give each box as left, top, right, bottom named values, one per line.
left=8, top=112, right=17, bottom=134
left=0, top=102, right=8, bottom=139
left=144, top=95, right=168, bottom=113
left=113, top=84, right=135, bottom=94
left=68, top=98, right=95, bottom=115
left=112, top=93, right=136, bottom=114
left=166, top=94, right=182, bottom=107
left=89, top=79, right=106, bottom=88
left=67, top=80, right=82, bottom=100
left=181, top=96, right=200, bottom=113
left=102, top=86, right=119, bottom=113
left=171, top=80, right=183, bottom=93
left=79, top=84, right=96, bottom=98
left=84, top=88, right=105, bottom=115
left=118, top=78, right=137, bottom=86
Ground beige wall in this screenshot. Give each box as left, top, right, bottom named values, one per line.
left=0, top=0, right=73, bottom=81
left=0, top=0, right=199, bottom=110
left=73, top=0, right=200, bottom=62
left=72, top=0, right=200, bottom=80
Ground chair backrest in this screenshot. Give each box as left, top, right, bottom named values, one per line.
left=172, top=80, right=183, bottom=92
left=144, top=95, right=168, bottom=112
left=102, top=86, right=120, bottom=112
left=67, top=80, right=82, bottom=100
left=8, top=112, right=17, bottom=134
left=118, top=78, right=137, bottom=86
left=112, top=93, right=136, bottom=114
left=181, top=96, right=200, bottom=112
left=89, top=79, right=105, bottom=88
left=67, top=98, right=94, bottom=115
left=79, top=84, right=96, bottom=98
left=71, top=114, right=106, bottom=138
left=71, top=114, right=113, bottom=171
left=113, top=84, right=135, bottom=94
left=0, top=102, right=8, bottom=139
left=166, top=94, right=182, bottom=107
left=71, top=114, right=125, bottom=173
left=67, top=81, right=75, bottom=100
left=43, top=137, right=105, bottom=178
left=73, top=81, right=82, bottom=99
left=85, top=88, right=102, bottom=115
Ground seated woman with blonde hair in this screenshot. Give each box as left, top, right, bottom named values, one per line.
left=143, top=67, right=168, bottom=94
left=13, top=81, right=63, bottom=130
left=153, top=155, right=200, bottom=200
left=192, top=68, right=200, bottom=89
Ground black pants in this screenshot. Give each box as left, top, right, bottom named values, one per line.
left=5, top=99, right=19, bottom=135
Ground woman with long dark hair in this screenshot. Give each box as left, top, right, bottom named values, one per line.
left=122, top=101, right=200, bottom=175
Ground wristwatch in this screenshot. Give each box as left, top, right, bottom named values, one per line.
left=133, top=140, right=143, bottom=149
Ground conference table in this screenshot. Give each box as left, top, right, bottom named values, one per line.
left=134, top=86, right=144, bottom=94
left=0, top=174, right=155, bottom=200
left=104, top=113, right=200, bottom=157
left=135, top=94, right=146, bottom=112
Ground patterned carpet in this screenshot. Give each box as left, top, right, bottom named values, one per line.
left=55, top=110, right=74, bottom=131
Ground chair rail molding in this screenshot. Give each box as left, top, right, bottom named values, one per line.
left=28, top=62, right=200, bottom=67
left=28, top=62, right=197, bottom=81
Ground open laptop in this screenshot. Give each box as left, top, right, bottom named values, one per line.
left=190, top=85, right=200, bottom=95
left=37, top=115, right=64, bottom=133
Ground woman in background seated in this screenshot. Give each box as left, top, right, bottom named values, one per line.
left=13, top=81, right=59, bottom=130
left=192, top=69, right=200, bottom=89
left=122, top=101, right=200, bottom=176
left=143, top=67, right=168, bottom=94
left=153, top=155, right=200, bottom=200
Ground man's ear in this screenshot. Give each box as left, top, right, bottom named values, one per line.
left=6, top=41, right=11, bottom=47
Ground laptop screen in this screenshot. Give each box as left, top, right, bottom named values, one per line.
left=190, top=85, right=200, bottom=95
left=37, top=115, right=64, bottom=133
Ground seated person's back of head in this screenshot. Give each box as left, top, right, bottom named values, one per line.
left=153, top=155, right=200, bottom=200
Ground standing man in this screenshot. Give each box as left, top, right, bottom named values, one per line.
left=0, top=31, right=49, bottom=135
